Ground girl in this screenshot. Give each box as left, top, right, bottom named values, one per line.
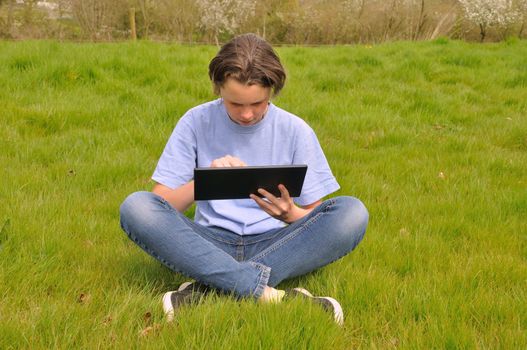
left=120, top=33, right=368, bottom=325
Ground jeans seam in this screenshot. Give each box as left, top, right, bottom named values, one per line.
left=243, top=229, right=284, bottom=244
left=123, top=223, right=272, bottom=297
left=199, top=229, right=239, bottom=245
left=156, top=195, right=240, bottom=246
left=124, top=229, right=188, bottom=279
left=248, top=261, right=271, bottom=298
left=249, top=199, right=336, bottom=262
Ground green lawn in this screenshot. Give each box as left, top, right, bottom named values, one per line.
left=1, top=39, right=526, bottom=349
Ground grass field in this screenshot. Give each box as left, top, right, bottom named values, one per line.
left=0, top=39, right=526, bottom=349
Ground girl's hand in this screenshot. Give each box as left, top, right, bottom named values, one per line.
left=210, top=155, right=247, bottom=168
left=250, top=184, right=311, bottom=224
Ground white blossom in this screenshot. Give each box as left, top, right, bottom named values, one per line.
left=516, top=0, right=527, bottom=20
left=459, top=0, right=518, bottom=27
left=196, top=0, right=256, bottom=37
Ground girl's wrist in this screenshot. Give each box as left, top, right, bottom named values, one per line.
left=285, top=206, right=311, bottom=224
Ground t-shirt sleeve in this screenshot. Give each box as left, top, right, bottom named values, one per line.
left=151, top=112, right=197, bottom=189
left=293, top=125, right=340, bottom=206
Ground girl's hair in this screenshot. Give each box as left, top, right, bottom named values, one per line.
left=208, top=33, right=286, bottom=95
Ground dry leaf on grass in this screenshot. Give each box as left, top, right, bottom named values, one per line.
left=143, top=311, right=152, bottom=325
left=138, top=323, right=161, bottom=338
left=102, top=315, right=112, bottom=326
left=77, top=293, right=91, bottom=304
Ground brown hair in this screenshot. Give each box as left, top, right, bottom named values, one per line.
left=208, top=33, right=286, bottom=96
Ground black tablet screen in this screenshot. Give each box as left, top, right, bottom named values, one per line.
left=194, top=165, right=308, bottom=200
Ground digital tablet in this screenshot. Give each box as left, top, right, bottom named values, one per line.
left=194, top=165, right=308, bottom=200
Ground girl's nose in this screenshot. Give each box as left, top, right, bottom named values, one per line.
left=240, top=107, right=253, bottom=119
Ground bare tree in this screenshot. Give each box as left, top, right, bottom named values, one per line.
left=517, top=0, right=527, bottom=36
left=23, top=0, right=38, bottom=25
left=2, top=0, right=526, bottom=43
left=414, top=0, right=427, bottom=39
left=343, top=0, right=368, bottom=42
left=71, top=0, right=109, bottom=39
left=6, top=0, right=15, bottom=36
left=47, top=0, right=73, bottom=39
left=152, top=0, right=199, bottom=42
left=381, top=0, right=405, bottom=41
left=134, top=0, right=154, bottom=38
left=429, top=5, right=458, bottom=39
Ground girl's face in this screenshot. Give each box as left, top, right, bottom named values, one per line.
left=220, top=78, right=271, bottom=126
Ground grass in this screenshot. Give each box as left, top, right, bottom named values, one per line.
left=0, top=38, right=526, bottom=349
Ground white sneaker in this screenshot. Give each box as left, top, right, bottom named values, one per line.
left=162, top=281, right=208, bottom=322
left=288, top=287, right=344, bottom=326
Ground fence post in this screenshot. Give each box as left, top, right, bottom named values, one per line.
left=129, top=7, right=137, bottom=41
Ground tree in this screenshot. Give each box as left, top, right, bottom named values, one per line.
left=516, top=0, right=527, bottom=36
left=138, top=0, right=153, bottom=38
left=196, top=0, right=257, bottom=45
left=458, top=0, right=518, bottom=41
left=6, top=0, right=15, bottom=37
left=71, top=0, right=110, bottom=39
left=151, top=0, right=199, bottom=42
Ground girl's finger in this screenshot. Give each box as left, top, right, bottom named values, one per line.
left=257, top=188, right=280, bottom=205
left=250, top=194, right=277, bottom=216
left=278, top=184, right=291, bottom=201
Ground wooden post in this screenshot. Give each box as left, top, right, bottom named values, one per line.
left=7, top=0, right=14, bottom=31
left=129, top=7, right=137, bottom=41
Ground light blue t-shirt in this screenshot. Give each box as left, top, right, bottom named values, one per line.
left=152, top=98, right=340, bottom=235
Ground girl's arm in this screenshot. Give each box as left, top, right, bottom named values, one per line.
left=151, top=155, right=245, bottom=213
left=152, top=181, right=195, bottom=213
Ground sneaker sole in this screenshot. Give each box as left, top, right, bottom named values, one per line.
left=292, top=288, right=344, bottom=326
left=178, top=281, right=194, bottom=291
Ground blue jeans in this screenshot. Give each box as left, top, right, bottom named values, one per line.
left=119, top=192, right=368, bottom=299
